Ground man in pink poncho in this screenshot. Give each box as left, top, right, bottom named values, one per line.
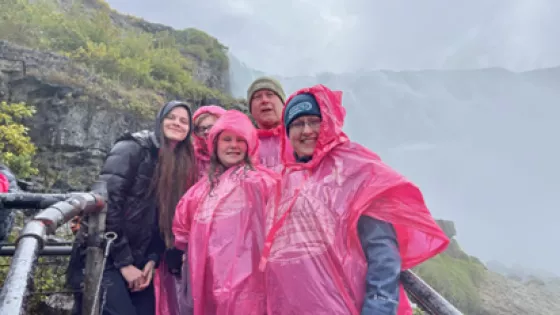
left=247, top=77, right=293, bottom=171
left=173, top=110, right=279, bottom=315
left=260, top=85, right=450, bottom=315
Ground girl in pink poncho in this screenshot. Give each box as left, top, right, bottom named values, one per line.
left=173, top=109, right=279, bottom=315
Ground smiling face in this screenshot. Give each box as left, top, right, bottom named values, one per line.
left=250, top=89, right=284, bottom=129
left=195, top=114, right=218, bottom=139
left=216, top=130, right=248, bottom=168
left=162, top=106, right=190, bottom=142
left=288, top=115, right=322, bottom=158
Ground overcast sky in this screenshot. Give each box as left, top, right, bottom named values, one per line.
left=107, top=0, right=560, bottom=76
left=104, top=0, right=560, bottom=275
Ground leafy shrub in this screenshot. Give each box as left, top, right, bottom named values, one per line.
left=0, top=0, right=233, bottom=115
left=0, top=101, right=38, bottom=178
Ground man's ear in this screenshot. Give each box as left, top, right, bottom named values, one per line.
left=275, top=100, right=285, bottom=117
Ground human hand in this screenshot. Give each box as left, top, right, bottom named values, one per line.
left=120, top=265, right=144, bottom=291
left=136, top=260, right=155, bottom=291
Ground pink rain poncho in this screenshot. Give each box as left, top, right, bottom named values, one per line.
left=257, top=126, right=293, bottom=171
left=153, top=267, right=188, bottom=315
left=260, top=85, right=450, bottom=315
left=153, top=105, right=226, bottom=315
left=0, top=174, right=10, bottom=193
left=193, top=105, right=227, bottom=177
left=173, top=110, right=280, bottom=315
left=0, top=173, right=7, bottom=192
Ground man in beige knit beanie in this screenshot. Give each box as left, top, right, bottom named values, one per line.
left=246, top=76, right=290, bottom=170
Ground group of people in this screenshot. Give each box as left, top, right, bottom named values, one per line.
left=66, top=77, right=450, bottom=315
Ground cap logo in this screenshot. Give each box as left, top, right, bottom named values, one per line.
left=288, top=101, right=313, bottom=120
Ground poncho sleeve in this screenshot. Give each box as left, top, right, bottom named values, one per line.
left=172, top=183, right=204, bottom=251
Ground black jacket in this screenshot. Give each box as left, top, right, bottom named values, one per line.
left=65, top=131, right=164, bottom=287
left=66, top=100, right=194, bottom=293
left=102, top=100, right=194, bottom=269
left=101, top=130, right=165, bottom=269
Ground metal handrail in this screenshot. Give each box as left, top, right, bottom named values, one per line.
left=0, top=191, right=105, bottom=314
left=0, top=245, right=73, bottom=256
left=0, top=191, right=463, bottom=315
left=401, top=270, right=463, bottom=315
left=0, top=193, right=72, bottom=210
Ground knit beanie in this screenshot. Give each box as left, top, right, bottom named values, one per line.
left=247, top=76, right=286, bottom=113
left=284, top=93, right=321, bottom=135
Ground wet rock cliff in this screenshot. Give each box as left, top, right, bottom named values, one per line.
left=0, top=37, right=228, bottom=191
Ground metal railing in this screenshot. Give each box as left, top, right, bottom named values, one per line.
left=0, top=248, right=74, bottom=315
left=0, top=244, right=72, bottom=256
left=401, top=270, right=462, bottom=314
left=0, top=189, right=463, bottom=315
left=0, top=184, right=108, bottom=315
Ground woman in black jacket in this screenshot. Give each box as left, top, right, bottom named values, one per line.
left=71, top=100, right=198, bottom=315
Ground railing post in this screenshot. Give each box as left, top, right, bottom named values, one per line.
left=0, top=221, right=46, bottom=315
left=82, top=181, right=108, bottom=315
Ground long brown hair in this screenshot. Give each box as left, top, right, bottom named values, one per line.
left=152, top=130, right=198, bottom=248
left=207, top=132, right=254, bottom=193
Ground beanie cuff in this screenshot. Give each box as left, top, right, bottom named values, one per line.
left=247, top=77, right=286, bottom=112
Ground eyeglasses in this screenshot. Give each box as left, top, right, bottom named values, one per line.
left=289, top=119, right=321, bottom=132
left=195, top=124, right=213, bottom=135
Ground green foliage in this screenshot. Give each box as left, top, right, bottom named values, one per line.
left=415, top=251, right=487, bottom=314
left=173, top=28, right=229, bottom=71
left=444, top=239, right=473, bottom=261
left=0, top=101, right=38, bottom=178
left=0, top=0, right=232, bottom=115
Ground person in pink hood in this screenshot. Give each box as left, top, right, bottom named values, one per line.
left=247, top=76, right=293, bottom=171
left=173, top=110, right=279, bottom=315
left=260, top=85, right=450, bottom=315
left=192, top=105, right=227, bottom=177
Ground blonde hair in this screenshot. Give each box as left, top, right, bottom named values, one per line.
left=195, top=113, right=217, bottom=126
